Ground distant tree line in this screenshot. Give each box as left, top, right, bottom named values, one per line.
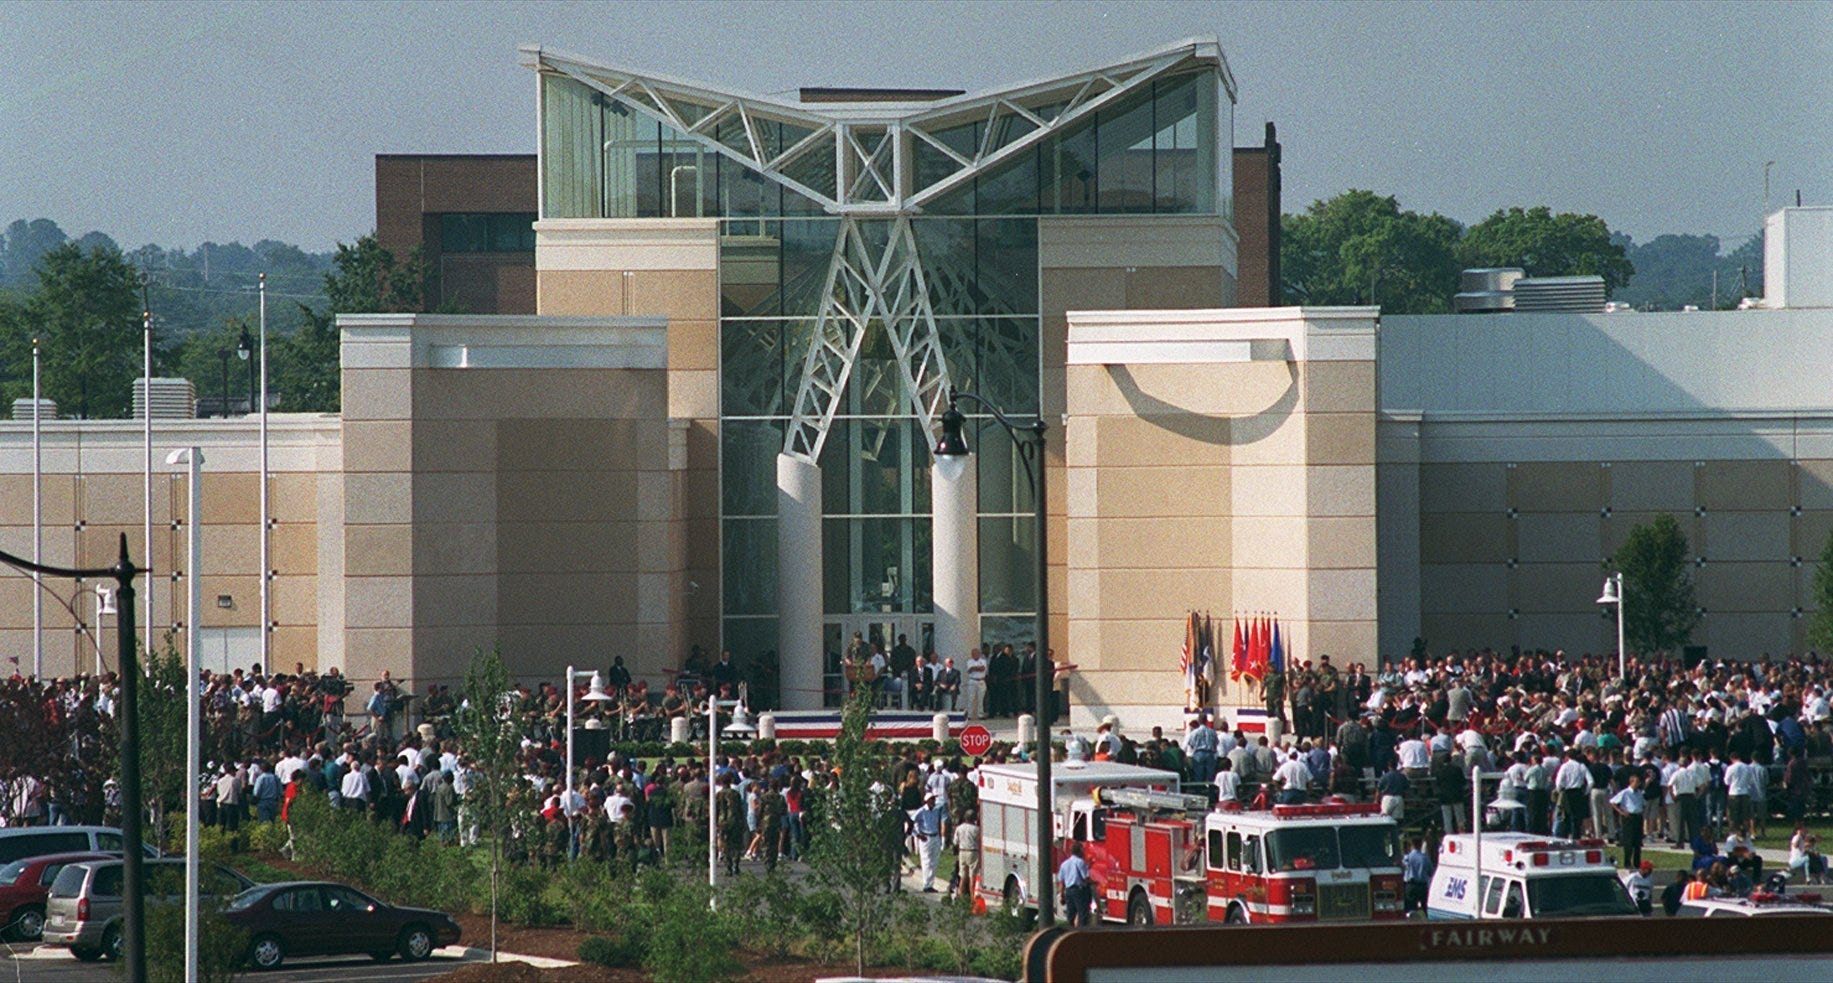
left=0, top=218, right=434, bottom=417
left=1280, top=192, right=1763, bottom=314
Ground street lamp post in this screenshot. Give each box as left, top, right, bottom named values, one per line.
left=564, top=666, right=614, bottom=856
left=933, top=390, right=1055, bottom=925
left=1597, top=573, right=1627, bottom=680
left=238, top=326, right=254, bottom=417
left=167, top=447, right=203, bottom=983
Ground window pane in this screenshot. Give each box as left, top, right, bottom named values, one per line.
left=979, top=516, right=1037, bottom=615
left=721, top=420, right=782, bottom=516
left=722, top=519, right=777, bottom=615
left=976, top=145, right=1040, bottom=216
left=975, top=418, right=1040, bottom=515
left=721, top=617, right=779, bottom=706
left=722, top=221, right=783, bottom=317
left=1153, top=72, right=1218, bottom=214
left=1097, top=86, right=1156, bottom=214
left=720, top=317, right=789, bottom=415
left=978, top=317, right=1039, bottom=414
left=976, top=220, right=1038, bottom=315
left=780, top=220, right=840, bottom=317
left=1044, top=117, right=1097, bottom=214
left=541, top=74, right=599, bottom=218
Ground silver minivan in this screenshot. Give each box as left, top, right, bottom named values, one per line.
left=0, top=826, right=159, bottom=864
left=42, top=858, right=253, bottom=961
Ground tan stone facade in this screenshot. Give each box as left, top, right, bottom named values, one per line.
left=1063, top=307, right=1378, bottom=732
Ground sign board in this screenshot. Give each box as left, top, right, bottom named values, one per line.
left=959, top=724, right=993, bottom=756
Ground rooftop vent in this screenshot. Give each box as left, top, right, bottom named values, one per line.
left=133, top=377, right=198, bottom=420
left=10, top=398, right=57, bottom=422
left=1512, top=275, right=1606, bottom=313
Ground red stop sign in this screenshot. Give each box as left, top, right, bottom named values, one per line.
left=959, top=724, right=993, bottom=756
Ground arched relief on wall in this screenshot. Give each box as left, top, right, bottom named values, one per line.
left=1104, top=359, right=1297, bottom=446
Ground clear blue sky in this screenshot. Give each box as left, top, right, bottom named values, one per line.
left=3, top=0, right=1828, bottom=251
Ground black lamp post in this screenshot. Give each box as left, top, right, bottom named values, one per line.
left=237, top=326, right=254, bottom=414
left=216, top=349, right=231, bottom=418
left=934, top=390, right=1054, bottom=925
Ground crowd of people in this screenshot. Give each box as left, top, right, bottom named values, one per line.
left=835, top=632, right=1056, bottom=722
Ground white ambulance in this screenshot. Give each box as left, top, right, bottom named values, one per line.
left=1427, top=833, right=1638, bottom=920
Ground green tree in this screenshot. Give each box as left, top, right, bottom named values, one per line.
left=452, top=646, right=522, bottom=961
left=174, top=316, right=261, bottom=415
left=1806, top=529, right=1833, bottom=654
left=3, top=242, right=144, bottom=417
left=1281, top=190, right=1463, bottom=313
left=1609, top=513, right=1700, bottom=655
left=278, top=234, right=436, bottom=412
left=804, top=684, right=901, bottom=976
left=1458, top=206, right=1635, bottom=294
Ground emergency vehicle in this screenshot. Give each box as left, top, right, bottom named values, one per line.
left=1201, top=802, right=1406, bottom=924
left=972, top=761, right=1180, bottom=915
left=1092, top=786, right=1212, bottom=925
left=1427, top=833, right=1637, bottom=920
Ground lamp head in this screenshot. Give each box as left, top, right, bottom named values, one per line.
left=1597, top=575, right=1620, bottom=606
left=237, top=326, right=252, bottom=360
left=934, top=401, right=969, bottom=457
left=582, top=671, right=614, bottom=702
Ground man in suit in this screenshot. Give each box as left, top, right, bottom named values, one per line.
left=909, top=655, right=935, bottom=711
left=934, top=658, right=962, bottom=712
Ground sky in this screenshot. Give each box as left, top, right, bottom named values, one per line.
left=3, top=0, right=1829, bottom=252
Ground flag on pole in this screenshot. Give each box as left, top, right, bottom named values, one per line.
left=1205, top=612, right=1223, bottom=697
left=1180, top=611, right=1197, bottom=711
left=1270, top=617, right=1284, bottom=675
left=1230, top=617, right=1246, bottom=682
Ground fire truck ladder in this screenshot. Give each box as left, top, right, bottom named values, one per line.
left=1100, top=787, right=1210, bottom=814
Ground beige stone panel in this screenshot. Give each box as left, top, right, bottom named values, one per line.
left=1422, top=613, right=1515, bottom=652
left=1305, top=413, right=1376, bottom=467
left=636, top=471, right=682, bottom=522
left=1306, top=620, right=1378, bottom=664
left=196, top=575, right=261, bottom=627
left=496, top=470, right=640, bottom=524
left=1303, top=361, right=1377, bottom=414
left=500, top=572, right=638, bottom=625
left=1073, top=669, right=1186, bottom=716
left=1073, top=619, right=1202, bottom=672
left=1091, top=466, right=1229, bottom=519
left=1608, top=461, right=1696, bottom=512
left=1514, top=613, right=1610, bottom=654
left=342, top=628, right=412, bottom=683
left=1515, top=512, right=1604, bottom=564
left=1602, top=512, right=1700, bottom=557
left=1697, top=460, right=1791, bottom=512
left=1231, top=515, right=1309, bottom=570
left=1793, top=511, right=1833, bottom=559
left=1308, top=516, right=1377, bottom=569
left=416, top=575, right=498, bottom=628
left=1797, top=460, right=1833, bottom=511
left=270, top=524, right=318, bottom=576
left=1041, top=266, right=1128, bottom=320
left=77, top=474, right=143, bottom=524
left=669, top=370, right=719, bottom=420
left=1090, top=516, right=1231, bottom=570
left=270, top=474, right=320, bottom=523
left=1090, top=415, right=1231, bottom=468
left=495, top=418, right=650, bottom=473
left=410, top=419, right=498, bottom=473
left=1041, top=362, right=1068, bottom=419
left=270, top=626, right=317, bottom=671
left=1420, top=512, right=1511, bottom=565
left=411, top=522, right=497, bottom=577
left=496, top=521, right=640, bottom=574
left=1307, top=465, right=1377, bottom=517
left=1070, top=360, right=1299, bottom=420
left=414, top=368, right=667, bottom=421
left=345, top=576, right=413, bottom=629
left=1229, top=567, right=1310, bottom=619
left=0, top=475, right=76, bottom=526
left=342, top=369, right=412, bottom=421
left=1419, top=563, right=1509, bottom=615
left=684, top=465, right=719, bottom=523
left=636, top=570, right=676, bottom=623
left=1513, top=562, right=1607, bottom=614
left=198, top=523, right=261, bottom=573
left=190, top=472, right=259, bottom=525
left=1066, top=567, right=1101, bottom=619
left=1227, top=413, right=1307, bottom=467
left=1125, top=266, right=1226, bottom=310
left=1702, top=511, right=1790, bottom=563
left=1086, top=568, right=1224, bottom=622
left=412, top=471, right=496, bottom=525
left=342, top=421, right=412, bottom=473
left=344, top=525, right=414, bottom=576
left=1420, top=463, right=1507, bottom=515
left=1704, top=612, right=1791, bottom=660
left=634, top=519, right=684, bottom=574
left=627, top=269, right=719, bottom=321
left=537, top=269, right=625, bottom=316
left=1508, top=462, right=1606, bottom=512
left=1307, top=568, right=1378, bottom=623
left=343, top=473, right=411, bottom=525
left=1700, top=561, right=1792, bottom=613
left=493, top=623, right=628, bottom=676
left=1232, top=464, right=1308, bottom=517
left=668, top=319, right=719, bottom=372
left=269, top=574, right=318, bottom=626
left=76, top=525, right=148, bottom=570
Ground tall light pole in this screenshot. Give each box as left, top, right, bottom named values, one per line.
left=142, top=292, right=155, bottom=653
left=934, top=390, right=1054, bottom=925
left=1597, top=572, right=1626, bottom=680
left=257, top=275, right=270, bottom=675
left=167, top=447, right=203, bottom=983
left=564, top=666, right=613, bottom=856
left=32, top=338, right=42, bottom=679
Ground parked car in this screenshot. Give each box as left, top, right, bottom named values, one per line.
left=0, top=851, right=112, bottom=942
left=224, top=881, right=462, bottom=969
left=1676, top=892, right=1833, bottom=917
left=42, top=858, right=254, bottom=961
left=0, top=826, right=159, bottom=864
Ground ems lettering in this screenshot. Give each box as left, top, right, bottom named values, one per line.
left=1444, top=876, right=1467, bottom=900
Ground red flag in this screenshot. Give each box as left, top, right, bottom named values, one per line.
left=1230, top=617, right=1245, bottom=681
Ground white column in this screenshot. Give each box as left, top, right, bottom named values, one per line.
left=930, top=453, right=978, bottom=667
left=776, top=453, right=823, bottom=711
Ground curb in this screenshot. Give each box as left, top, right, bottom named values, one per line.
left=444, top=945, right=578, bottom=968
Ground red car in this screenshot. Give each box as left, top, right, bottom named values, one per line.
left=0, top=851, right=112, bottom=942
left=224, top=880, right=462, bottom=970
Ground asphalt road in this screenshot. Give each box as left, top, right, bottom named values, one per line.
left=0, top=944, right=490, bottom=982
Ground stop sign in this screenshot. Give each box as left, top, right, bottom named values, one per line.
left=959, top=724, right=993, bottom=756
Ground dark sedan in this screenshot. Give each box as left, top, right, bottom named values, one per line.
left=224, top=880, right=462, bottom=970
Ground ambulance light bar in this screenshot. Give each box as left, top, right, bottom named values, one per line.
left=1097, top=787, right=1209, bottom=813
left=1270, top=802, right=1384, bottom=819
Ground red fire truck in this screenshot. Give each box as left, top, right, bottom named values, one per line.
left=1201, top=801, right=1406, bottom=924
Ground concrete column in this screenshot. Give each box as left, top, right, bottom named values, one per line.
left=931, top=453, right=979, bottom=665
left=777, top=453, right=824, bottom=710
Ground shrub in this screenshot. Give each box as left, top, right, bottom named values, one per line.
left=723, top=870, right=805, bottom=959
left=495, top=864, right=567, bottom=926
left=578, top=934, right=642, bottom=968
left=247, top=820, right=290, bottom=855
left=641, top=878, right=741, bottom=983
left=138, top=903, right=247, bottom=983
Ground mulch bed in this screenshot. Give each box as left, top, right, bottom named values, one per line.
left=431, top=954, right=906, bottom=982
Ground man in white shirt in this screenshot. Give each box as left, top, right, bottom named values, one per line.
left=1724, top=752, right=1762, bottom=836
left=1553, top=751, right=1594, bottom=838
left=275, top=749, right=308, bottom=786
left=1274, top=752, right=1311, bottom=805
left=1397, top=735, right=1430, bottom=771
left=605, top=786, right=634, bottom=824
left=963, top=649, right=988, bottom=720
left=339, top=761, right=369, bottom=810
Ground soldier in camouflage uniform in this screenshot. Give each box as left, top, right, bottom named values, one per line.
left=716, top=773, right=746, bottom=876
left=612, top=801, right=638, bottom=872
left=581, top=796, right=610, bottom=863
left=541, top=812, right=569, bottom=870
left=758, top=780, right=787, bottom=873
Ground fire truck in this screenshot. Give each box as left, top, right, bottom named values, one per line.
left=972, top=760, right=1182, bottom=915
left=1092, top=786, right=1213, bottom=925
left=1201, top=802, right=1406, bottom=924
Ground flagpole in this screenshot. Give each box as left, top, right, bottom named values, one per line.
left=258, top=273, right=270, bottom=675
left=143, top=297, right=154, bottom=651
left=32, top=339, right=42, bottom=680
